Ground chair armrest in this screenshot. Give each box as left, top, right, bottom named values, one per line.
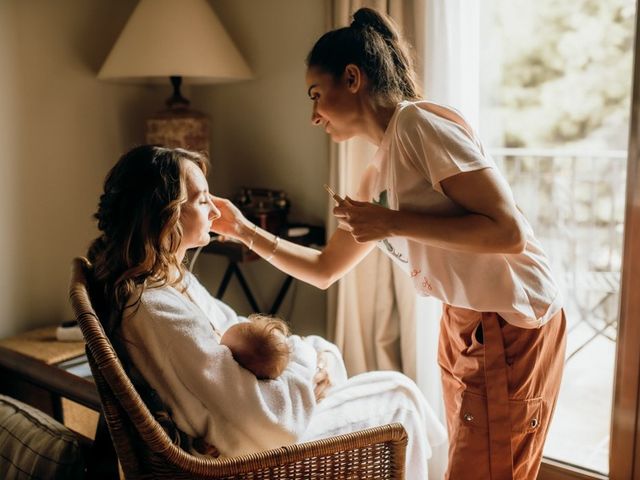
left=163, top=423, right=408, bottom=479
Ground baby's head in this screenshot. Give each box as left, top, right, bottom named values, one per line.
left=220, top=315, right=291, bottom=380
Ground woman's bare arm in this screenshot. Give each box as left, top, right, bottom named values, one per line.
left=250, top=226, right=374, bottom=289
left=211, top=197, right=375, bottom=289
left=335, top=168, right=527, bottom=254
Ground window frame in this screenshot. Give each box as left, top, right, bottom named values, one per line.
left=607, top=7, right=640, bottom=479
left=539, top=460, right=608, bottom=480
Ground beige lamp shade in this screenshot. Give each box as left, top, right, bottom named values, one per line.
left=98, top=0, right=252, bottom=84
left=98, top=0, right=252, bottom=154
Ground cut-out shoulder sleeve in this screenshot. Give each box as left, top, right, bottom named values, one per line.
left=395, top=103, right=492, bottom=194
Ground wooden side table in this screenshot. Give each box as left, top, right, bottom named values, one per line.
left=0, top=326, right=119, bottom=479
left=0, top=326, right=100, bottom=436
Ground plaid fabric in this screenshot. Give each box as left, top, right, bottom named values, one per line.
left=0, top=394, right=85, bottom=479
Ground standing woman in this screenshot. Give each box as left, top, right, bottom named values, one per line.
left=212, top=7, right=565, bottom=480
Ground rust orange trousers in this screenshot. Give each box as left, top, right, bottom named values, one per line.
left=438, top=305, right=566, bottom=480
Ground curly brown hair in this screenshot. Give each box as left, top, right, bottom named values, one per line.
left=87, top=145, right=208, bottom=335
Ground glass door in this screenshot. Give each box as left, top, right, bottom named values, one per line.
left=479, top=0, right=637, bottom=476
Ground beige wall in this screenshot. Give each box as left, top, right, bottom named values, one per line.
left=0, top=2, right=20, bottom=339
left=0, top=0, right=329, bottom=338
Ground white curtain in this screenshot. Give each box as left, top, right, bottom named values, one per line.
left=421, top=0, right=481, bottom=128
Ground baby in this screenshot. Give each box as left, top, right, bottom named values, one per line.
left=220, top=314, right=291, bottom=380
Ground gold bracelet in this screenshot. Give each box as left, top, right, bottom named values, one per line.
left=247, top=224, right=257, bottom=251
left=265, top=235, right=279, bottom=262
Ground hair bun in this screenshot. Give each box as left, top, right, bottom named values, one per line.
left=351, top=7, right=396, bottom=40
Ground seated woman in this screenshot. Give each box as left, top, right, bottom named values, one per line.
left=86, top=145, right=446, bottom=479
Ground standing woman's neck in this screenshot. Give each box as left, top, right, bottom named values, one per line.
left=361, top=99, right=398, bottom=146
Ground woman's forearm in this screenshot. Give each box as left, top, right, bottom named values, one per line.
left=388, top=208, right=526, bottom=254
left=237, top=223, right=373, bottom=289
left=247, top=224, right=328, bottom=288
left=332, top=168, right=527, bottom=254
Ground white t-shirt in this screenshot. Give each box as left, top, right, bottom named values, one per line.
left=355, top=100, right=562, bottom=328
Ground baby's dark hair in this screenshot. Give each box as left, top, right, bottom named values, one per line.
left=306, top=7, right=420, bottom=105
left=222, top=315, right=291, bottom=380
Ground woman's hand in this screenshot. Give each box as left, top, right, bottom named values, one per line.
left=209, top=196, right=251, bottom=240
left=313, top=352, right=332, bottom=402
left=333, top=197, right=393, bottom=243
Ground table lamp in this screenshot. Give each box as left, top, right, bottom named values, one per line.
left=98, top=0, right=252, bottom=154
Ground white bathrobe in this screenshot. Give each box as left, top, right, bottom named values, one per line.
left=122, top=271, right=446, bottom=479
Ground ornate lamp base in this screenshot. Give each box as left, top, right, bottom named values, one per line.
left=145, top=106, right=210, bottom=154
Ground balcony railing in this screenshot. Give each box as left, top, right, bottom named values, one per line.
left=488, top=148, right=627, bottom=359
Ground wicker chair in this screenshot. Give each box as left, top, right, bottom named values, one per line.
left=68, top=257, right=408, bottom=479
